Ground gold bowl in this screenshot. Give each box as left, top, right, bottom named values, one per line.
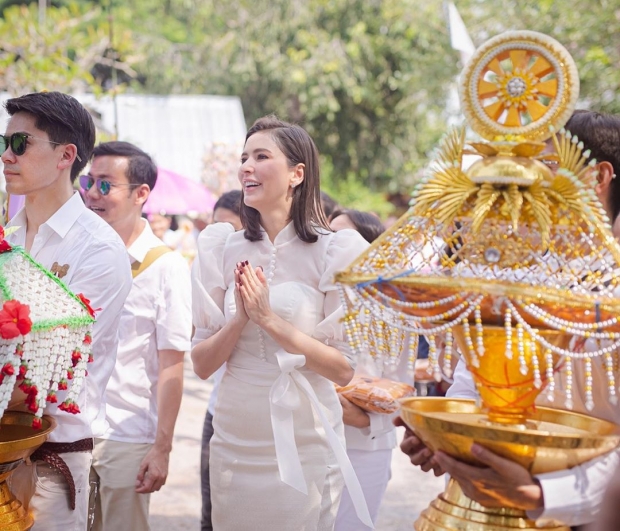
left=0, top=412, right=56, bottom=530
left=452, top=325, right=570, bottom=425
left=400, top=397, right=620, bottom=475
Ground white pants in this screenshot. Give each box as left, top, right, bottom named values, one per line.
left=90, top=439, right=152, bottom=531
left=8, top=450, right=93, bottom=531
left=335, top=448, right=392, bottom=531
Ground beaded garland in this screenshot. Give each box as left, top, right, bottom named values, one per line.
left=335, top=128, right=620, bottom=413
left=0, top=230, right=94, bottom=428
left=335, top=31, right=620, bottom=415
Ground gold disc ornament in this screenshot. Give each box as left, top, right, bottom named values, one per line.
left=460, top=30, right=579, bottom=142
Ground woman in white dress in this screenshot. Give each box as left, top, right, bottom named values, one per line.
left=191, top=116, right=372, bottom=530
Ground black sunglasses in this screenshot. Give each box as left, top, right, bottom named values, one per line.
left=0, top=132, right=82, bottom=162
left=79, top=175, right=140, bottom=196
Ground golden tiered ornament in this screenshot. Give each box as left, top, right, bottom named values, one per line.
left=336, top=30, right=620, bottom=530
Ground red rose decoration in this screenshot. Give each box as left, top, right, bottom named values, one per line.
left=0, top=300, right=32, bottom=339
left=83, top=333, right=92, bottom=345
left=0, top=227, right=9, bottom=253
left=77, top=294, right=100, bottom=318
left=32, top=417, right=42, bottom=430
left=59, top=399, right=80, bottom=414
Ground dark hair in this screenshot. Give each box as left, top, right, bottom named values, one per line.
left=331, top=209, right=385, bottom=243
left=214, top=190, right=242, bottom=216
left=320, top=191, right=338, bottom=219
left=92, top=141, right=158, bottom=190
left=565, top=110, right=620, bottom=223
left=5, top=91, right=96, bottom=183
left=240, top=115, right=330, bottom=243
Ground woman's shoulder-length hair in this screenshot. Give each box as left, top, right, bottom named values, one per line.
left=240, top=115, right=331, bottom=243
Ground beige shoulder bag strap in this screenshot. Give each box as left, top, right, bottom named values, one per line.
left=131, top=246, right=172, bottom=278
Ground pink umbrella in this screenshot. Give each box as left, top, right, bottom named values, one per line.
left=144, top=168, right=216, bottom=215
left=6, top=194, right=25, bottom=222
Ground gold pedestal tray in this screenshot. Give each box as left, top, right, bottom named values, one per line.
left=415, top=479, right=566, bottom=531
left=400, top=398, right=620, bottom=530
left=0, top=412, right=55, bottom=531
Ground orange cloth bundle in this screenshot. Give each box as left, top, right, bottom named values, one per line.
left=336, top=375, right=416, bottom=414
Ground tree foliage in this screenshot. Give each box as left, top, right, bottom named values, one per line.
left=3, top=0, right=620, bottom=212
left=0, top=2, right=139, bottom=95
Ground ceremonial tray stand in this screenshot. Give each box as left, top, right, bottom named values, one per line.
left=336, top=30, right=620, bottom=531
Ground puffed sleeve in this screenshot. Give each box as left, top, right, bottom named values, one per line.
left=191, top=222, right=235, bottom=348
left=315, top=229, right=369, bottom=366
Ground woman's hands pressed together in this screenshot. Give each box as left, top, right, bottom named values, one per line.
left=237, top=261, right=273, bottom=327
left=233, top=262, right=249, bottom=326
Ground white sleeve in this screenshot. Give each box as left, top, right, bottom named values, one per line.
left=191, top=223, right=234, bottom=347
left=527, top=449, right=620, bottom=527
left=445, top=357, right=478, bottom=399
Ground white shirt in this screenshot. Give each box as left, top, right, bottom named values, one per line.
left=7, top=193, right=132, bottom=443
left=447, top=353, right=620, bottom=526
left=102, top=221, right=191, bottom=443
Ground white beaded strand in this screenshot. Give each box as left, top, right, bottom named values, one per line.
left=545, top=349, right=556, bottom=402
left=531, top=341, right=542, bottom=389
left=604, top=351, right=618, bottom=405
left=443, top=331, right=454, bottom=378
left=504, top=307, right=513, bottom=360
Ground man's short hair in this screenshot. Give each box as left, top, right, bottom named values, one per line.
left=5, top=91, right=96, bottom=183
left=92, top=141, right=158, bottom=191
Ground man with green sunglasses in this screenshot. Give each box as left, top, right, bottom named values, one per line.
left=1, top=91, right=132, bottom=531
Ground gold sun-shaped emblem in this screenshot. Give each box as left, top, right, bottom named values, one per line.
left=461, top=31, right=579, bottom=142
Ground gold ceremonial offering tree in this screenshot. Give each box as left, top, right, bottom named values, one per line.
left=0, top=227, right=94, bottom=530
left=335, top=31, right=620, bottom=531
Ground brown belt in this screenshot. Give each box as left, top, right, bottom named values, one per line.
left=30, top=438, right=94, bottom=510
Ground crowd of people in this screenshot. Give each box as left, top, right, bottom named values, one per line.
left=1, top=88, right=620, bottom=531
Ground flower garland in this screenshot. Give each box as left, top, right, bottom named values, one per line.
left=0, top=228, right=94, bottom=429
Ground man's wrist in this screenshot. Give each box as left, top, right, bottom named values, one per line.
left=520, top=479, right=544, bottom=511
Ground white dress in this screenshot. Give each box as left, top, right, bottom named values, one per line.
left=192, top=222, right=371, bottom=531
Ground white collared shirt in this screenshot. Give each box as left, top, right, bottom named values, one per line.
left=102, top=221, right=191, bottom=443
left=7, top=192, right=132, bottom=443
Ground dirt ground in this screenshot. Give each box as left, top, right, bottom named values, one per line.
left=149, top=360, right=445, bottom=531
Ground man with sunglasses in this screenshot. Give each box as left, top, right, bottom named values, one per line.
left=84, top=141, right=190, bottom=531
left=1, top=91, right=132, bottom=530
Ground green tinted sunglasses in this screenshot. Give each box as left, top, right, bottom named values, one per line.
left=0, top=132, right=81, bottom=161
left=79, top=175, right=140, bottom=196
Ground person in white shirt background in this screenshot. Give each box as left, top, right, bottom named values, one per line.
left=199, top=189, right=242, bottom=531
left=329, top=209, right=405, bottom=531
left=84, top=141, right=191, bottom=531
left=396, top=110, right=620, bottom=530
left=1, top=91, right=132, bottom=530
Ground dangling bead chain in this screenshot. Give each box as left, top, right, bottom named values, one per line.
left=443, top=331, right=454, bottom=378
left=461, top=318, right=479, bottom=368
left=531, top=341, right=542, bottom=389
left=504, top=307, right=513, bottom=360
left=517, top=324, right=528, bottom=375
left=604, top=351, right=618, bottom=405
left=545, top=349, right=555, bottom=402
left=474, top=305, right=484, bottom=356
left=565, top=356, right=574, bottom=410
left=584, top=356, right=594, bottom=411
left=518, top=302, right=620, bottom=337
left=407, top=334, right=419, bottom=379
left=506, top=300, right=620, bottom=359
